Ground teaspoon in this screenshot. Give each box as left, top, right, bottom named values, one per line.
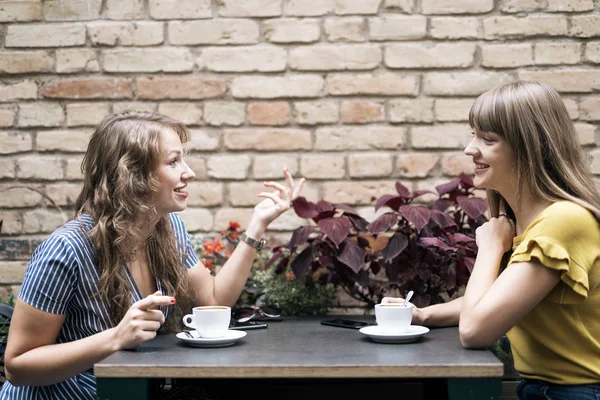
left=403, top=290, right=414, bottom=307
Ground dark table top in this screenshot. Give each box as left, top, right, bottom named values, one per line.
left=94, top=316, right=503, bottom=379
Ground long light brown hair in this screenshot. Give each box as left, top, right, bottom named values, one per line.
left=74, top=111, right=196, bottom=330
left=469, top=81, right=600, bottom=220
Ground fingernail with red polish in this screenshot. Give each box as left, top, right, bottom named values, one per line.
left=170, top=298, right=176, bottom=304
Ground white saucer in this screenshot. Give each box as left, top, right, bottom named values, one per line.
left=359, top=325, right=429, bottom=344
left=176, top=329, right=247, bottom=348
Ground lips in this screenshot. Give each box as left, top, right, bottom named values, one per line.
left=473, top=162, right=489, bottom=176
left=174, top=185, right=188, bottom=199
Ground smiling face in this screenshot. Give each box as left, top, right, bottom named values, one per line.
left=464, top=128, right=516, bottom=194
left=153, top=128, right=196, bottom=216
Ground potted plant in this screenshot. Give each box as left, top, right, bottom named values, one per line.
left=266, top=173, right=487, bottom=308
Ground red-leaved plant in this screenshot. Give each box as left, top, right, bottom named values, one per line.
left=266, top=173, right=488, bottom=308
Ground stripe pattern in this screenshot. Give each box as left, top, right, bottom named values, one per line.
left=0, top=213, right=198, bottom=400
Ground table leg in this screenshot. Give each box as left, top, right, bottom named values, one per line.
left=96, top=378, right=149, bottom=400
left=447, top=378, right=502, bottom=400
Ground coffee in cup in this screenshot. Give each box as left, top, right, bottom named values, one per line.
left=182, top=306, right=231, bottom=338
left=374, top=303, right=413, bottom=334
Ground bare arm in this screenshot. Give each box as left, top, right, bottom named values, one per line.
left=459, top=259, right=559, bottom=348
left=188, top=169, right=305, bottom=307
left=419, top=297, right=462, bottom=327
left=459, top=216, right=560, bottom=348
left=188, top=216, right=267, bottom=307
left=5, top=293, right=174, bottom=386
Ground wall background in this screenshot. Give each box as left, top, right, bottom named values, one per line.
left=1, top=0, right=599, bottom=299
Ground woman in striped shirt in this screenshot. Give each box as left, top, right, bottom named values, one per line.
left=0, top=112, right=305, bottom=400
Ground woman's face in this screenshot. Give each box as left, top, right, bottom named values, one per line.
left=464, top=128, right=515, bottom=194
left=153, top=128, right=196, bottom=216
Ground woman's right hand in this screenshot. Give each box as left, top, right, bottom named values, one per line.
left=112, top=291, right=175, bottom=350
left=381, top=297, right=425, bottom=326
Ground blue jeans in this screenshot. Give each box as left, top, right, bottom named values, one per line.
left=517, top=378, right=600, bottom=400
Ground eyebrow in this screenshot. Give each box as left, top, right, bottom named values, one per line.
left=166, top=150, right=182, bottom=157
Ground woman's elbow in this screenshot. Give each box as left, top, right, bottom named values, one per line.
left=459, top=322, right=495, bottom=349
left=4, top=359, right=27, bottom=387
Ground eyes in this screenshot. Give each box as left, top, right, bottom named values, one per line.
left=165, top=149, right=188, bottom=167
left=470, top=131, right=495, bottom=143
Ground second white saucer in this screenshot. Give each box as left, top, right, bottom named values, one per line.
left=359, top=325, right=429, bottom=344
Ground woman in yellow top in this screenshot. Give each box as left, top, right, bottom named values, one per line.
left=385, top=81, right=600, bottom=400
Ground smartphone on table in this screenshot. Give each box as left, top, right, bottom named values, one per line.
left=230, top=320, right=268, bottom=330
left=321, top=319, right=375, bottom=330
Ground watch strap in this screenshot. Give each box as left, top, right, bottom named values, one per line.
left=240, top=232, right=266, bottom=251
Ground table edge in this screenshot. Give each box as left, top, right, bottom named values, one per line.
left=94, top=365, right=504, bottom=379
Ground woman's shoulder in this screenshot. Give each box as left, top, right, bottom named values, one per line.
left=40, top=215, right=95, bottom=249
left=168, top=212, right=187, bottom=231
left=532, top=201, right=600, bottom=241
left=540, top=201, right=598, bottom=225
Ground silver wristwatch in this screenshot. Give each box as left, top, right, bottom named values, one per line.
left=240, top=232, right=267, bottom=251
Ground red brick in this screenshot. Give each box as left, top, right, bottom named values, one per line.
left=340, top=100, right=384, bottom=123
left=41, top=77, right=133, bottom=99
left=248, top=102, right=290, bottom=125
left=137, top=77, right=227, bottom=100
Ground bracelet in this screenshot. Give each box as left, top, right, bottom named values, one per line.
left=240, top=232, right=267, bottom=252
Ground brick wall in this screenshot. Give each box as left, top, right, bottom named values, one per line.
left=1, top=0, right=599, bottom=297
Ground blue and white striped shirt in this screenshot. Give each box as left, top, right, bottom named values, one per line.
left=0, top=213, right=198, bottom=400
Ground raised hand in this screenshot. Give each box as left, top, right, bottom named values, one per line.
left=112, top=291, right=175, bottom=350
left=475, top=211, right=515, bottom=254
left=252, top=167, right=305, bottom=227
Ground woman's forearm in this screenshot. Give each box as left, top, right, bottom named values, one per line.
left=460, top=249, right=503, bottom=320
left=7, top=328, right=118, bottom=387
left=459, top=248, right=504, bottom=347
left=419, top=296, right=462, bottom=327
left=212, top=216, right=266, bottom=306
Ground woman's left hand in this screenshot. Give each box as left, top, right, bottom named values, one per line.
left=252, top=168, right=305, bottom=227
left=475, top=214, right=516, bottom=254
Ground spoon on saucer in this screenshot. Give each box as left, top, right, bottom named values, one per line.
left=403, top=291, right=414, bottom=307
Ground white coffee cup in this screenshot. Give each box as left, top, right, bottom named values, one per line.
left=374, top=303, right=413, bottom=334
left=183, top=306, right=231, bottom=338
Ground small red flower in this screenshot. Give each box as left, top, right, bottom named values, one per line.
left=203, top=259, right=214, bottom=271
left=214, top=237, right=225, bottom=252
left=229, top=221, right=241, bottom=230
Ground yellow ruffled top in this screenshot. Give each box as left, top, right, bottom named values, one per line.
left=506, top=201, right=600, bottom=384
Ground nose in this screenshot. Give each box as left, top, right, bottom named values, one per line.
left=182, top=160, right=196, bottom=181
left=464, top=137, right=479, bottom=157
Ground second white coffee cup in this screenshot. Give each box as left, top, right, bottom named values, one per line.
left=374, top=303, right=413, bottom=334
left=183, top=305, right=231, bottom=338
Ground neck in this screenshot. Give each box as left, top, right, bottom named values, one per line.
left=500, top=187, right=551, bottom=235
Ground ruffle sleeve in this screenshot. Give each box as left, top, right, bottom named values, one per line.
left=510, top=236, right=589, bottom=303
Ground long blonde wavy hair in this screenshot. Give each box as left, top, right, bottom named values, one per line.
left=469, top=81, right=600, bottom=220
left=74, top=111, right=197, bottom=331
